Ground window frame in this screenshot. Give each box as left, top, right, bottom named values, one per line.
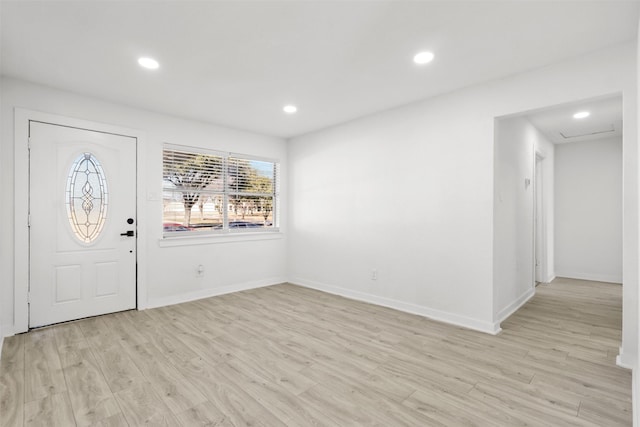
left=162, top=143, right=280, bottom=239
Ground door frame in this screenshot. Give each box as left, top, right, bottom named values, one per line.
left=14, top=109, right=148, bottom=333
left=533, top=150, right=547, bottom=285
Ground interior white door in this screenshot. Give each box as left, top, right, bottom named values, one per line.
left=29, top=121, right=137, bottom=328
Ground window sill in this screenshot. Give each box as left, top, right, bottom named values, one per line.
left=158, top=230, right=284, bottom=247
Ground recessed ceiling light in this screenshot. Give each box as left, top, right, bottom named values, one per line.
left=283, top=105, right=297, bottom=114
left=573, top=111, right=590, bottom=119
left=138, top=57, right=159, bottom=70
left=413, top=51, right=434, bottom=65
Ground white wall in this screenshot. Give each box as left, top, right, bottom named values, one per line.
left=288, top=92, right=498, bottom=332
left=288, top=41, right=637, bottom=346
left=635, top=16, right=640, bottom=427
left=0, top=0, right=4, bottom=352
left=493, top=116, right=554, bottom=323
left=555, top=137, right=623, bottom=283
left=0, top=77, right=288, bottom=335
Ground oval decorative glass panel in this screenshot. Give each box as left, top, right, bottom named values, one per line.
left=66, top=152, right=108, bottom=243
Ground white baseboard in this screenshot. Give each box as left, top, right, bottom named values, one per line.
left=290, top=277, right=500, bottom=335
left=555, top=271, right=622, bottom=284
left=541, top=275, right=556, bottom=284
left=634, top=368, right=639, bottom=427
left=145, top=277, right=287, bottom=310
left=617, top=346, right=636, bottom=369
left=619, top=340, right=638, bottom=424
left=496, top=288, right=535, bottom=326
left=0, top=323, right=13, bottom=361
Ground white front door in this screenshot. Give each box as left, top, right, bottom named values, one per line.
left=29, top=121, right=137, bottom=328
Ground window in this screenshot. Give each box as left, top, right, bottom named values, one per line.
left=162, top=145, right=279, bottom=235
left=66, top=152, right=108, bottom=243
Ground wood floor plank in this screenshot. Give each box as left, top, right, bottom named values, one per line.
left=175, top=357, right=286, bottom=426
left=114, top=382, right=180, bottom=426
left=175, top=401, right=233, bottom=427
left=468, top=382, right=600, bottom=427
left=88, top=413, right=130, bottom=427
left=531, top=372, right=632, bottom=408
left=214, top=360, right=333, bottom=427
left=23, top=392, right=76, bottom=427
left=0, top=369, right=24, bottom=427
left=579, top=397, right=633, bottom=426
left=375, top=353, right=476, bottom=395
left=301, top=356, right=414, bottom=403
left=60, top=347, right=122, bottom=426
left=99, top=312, right=150, bottom=351
left=0, top=335, right=24, bottom=373
left=143, top=306, right=237, bottom=367
left=121, top=310, right=201, bottom=366
left=23, top=329, right=66, bottom=402
left=52, top=323, right=85, bottom=351
left=120, top=342, right=207, bottom=415
left=227, top=349, right=317, bottom=396
left=298, top=362, right=438, bottom=427
left=402, top=386, right=527, bottom=426
left=76, top=316, right=121, bottom=353
left=297, top=383, right=384, bottom=426
left=90, top=344, right=146, bottom=393
left=471, top=380, right=583, bottom=421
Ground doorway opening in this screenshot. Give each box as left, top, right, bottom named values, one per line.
left=534, top=151, right=546, bottom=286
left=493, top=93, right=626, bottom=365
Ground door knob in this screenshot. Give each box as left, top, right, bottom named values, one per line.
left=120, top=230, right=135, bottom=237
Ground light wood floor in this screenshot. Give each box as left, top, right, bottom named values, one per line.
left=0, top=278, right=632, bottom=426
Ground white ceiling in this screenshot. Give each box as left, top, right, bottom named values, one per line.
left=527, top=96, right=623, bottom=145
left=1, top=1, right=639, bottom=138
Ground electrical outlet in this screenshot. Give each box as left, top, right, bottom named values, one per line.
left=197, top=264, right=205, bottom=277
left=371, top=269, right=378, bottom=280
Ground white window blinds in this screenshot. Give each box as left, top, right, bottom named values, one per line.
left=162, top=145, right=279, bottom=234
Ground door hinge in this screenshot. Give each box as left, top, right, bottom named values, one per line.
left=28, top=137, right=31, bottom=150
left=28, top=213, right=31, bottom=228
left=27, top=292, right=31, bottom=303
